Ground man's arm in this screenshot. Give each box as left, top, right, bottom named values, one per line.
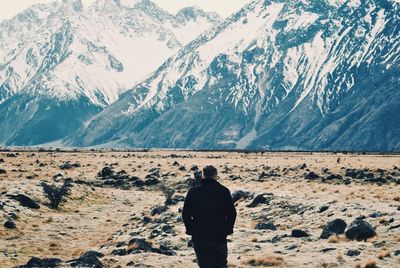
left=182, top=189, right=194, bottom=235
left=225, top=189, right=237, bottom=235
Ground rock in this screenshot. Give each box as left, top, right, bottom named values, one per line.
left=70, top=250, right=103, bottom=268
left=172, top=161, right=180, bottom=166
left=179, top=165, right=186, bottom=171
left=157, top=244, right=176, bottom=256
left=299, top=163, right=307, bottom=169
left=72, top=162, right=81, bottom=168
left=8, top=194, right=40, bottom=209
left=150, top=205, right=167, bottom=216
left=0, top=168, right=6, bottom=174
left=325, top=174, right=343, bottom=180
left=111, top=249, right=127, bottom=256
left=228, top=175, right=242, bottom=180
left=100, top=166, right=113, bottom=178
left=190, top=165, right=199, bottom=171
left=320, top=248, right=336, bottom=253
left=231, top=190, right=252, bottom=203
left=4, top=219, right=16, bottom=229
left=320, top=219, right=347, bottom=239
left=319, top=205, right=330, bottom=213
left=305, top=172, right=319, bottom=180
left=255, top=222, right=277, bottom=231
left=285, top=244, right=298, bottom=250
left=345, top=219, right=377, bottom=241
left=246, top=193, right=273, bottom=208
left=394, top=250, right=400, bottom=256
left=291, top=229, right=309, bottom=238
left=17, top=257, right=62, bottom=268
left=0, top=158, right=4, bottom=163
left=388, top=224, right=400, bottom=230
left=346, top=249, right=361, bottom=256
left=128, top=238, right=154, bottom=253
left=59, top=163, right=73, bottom=170
left=144, top=178, right=160, bottom=186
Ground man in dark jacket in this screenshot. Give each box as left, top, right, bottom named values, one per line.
left=182, top=165, right=237, bottom=268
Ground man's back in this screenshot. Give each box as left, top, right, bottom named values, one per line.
left=182, top=178, right=237, bottom=242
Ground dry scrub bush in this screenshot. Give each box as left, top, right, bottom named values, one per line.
left=244, top=256, right=284, bottom=266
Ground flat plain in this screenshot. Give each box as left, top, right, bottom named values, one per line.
left=0, top=150, right=399, bottom=267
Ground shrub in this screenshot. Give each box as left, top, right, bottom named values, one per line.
left=41, top=180, right=71, bottom=209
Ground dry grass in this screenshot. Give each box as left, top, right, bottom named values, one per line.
left=244, top=256, right=284, bottom=266
left=356, top=259, right=378, bottom=268
left=327, top=235, right=347, bottom=243
left=395, top=235, right=400, bottom=242
left=378, top=250, right=391, bottom=259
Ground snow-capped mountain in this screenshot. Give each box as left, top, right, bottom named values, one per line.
left=0, top=0, right=221, bottom=145
left=70, top=0, right=400, bottom=151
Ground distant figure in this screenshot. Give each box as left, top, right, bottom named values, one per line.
left=182, top=165, right=237, bottom=268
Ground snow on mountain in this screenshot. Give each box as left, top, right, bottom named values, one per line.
left=0, top=0, right=221, bottom=145
left=70, top=0, right=400, bottom=151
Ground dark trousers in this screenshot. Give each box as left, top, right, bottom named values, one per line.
left=192, top=240, right=228, bottom=268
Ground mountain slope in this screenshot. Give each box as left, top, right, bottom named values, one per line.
left=70, top=0, right=400, bottom=151
left=0, top=0, right=221, bottom=145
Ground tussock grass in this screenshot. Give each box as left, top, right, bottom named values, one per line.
left=244, top=255, right=284, bottom=266
left=377, top=250, right=391, bottom=259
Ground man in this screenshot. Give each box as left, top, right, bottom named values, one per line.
left=182, top=165, right=237, bottom=268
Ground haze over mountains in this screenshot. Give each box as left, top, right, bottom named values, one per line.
left=0, top=0, right=399, bottom=151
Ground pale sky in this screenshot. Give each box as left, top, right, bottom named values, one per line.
left=0, top=0, right=252, bottom=21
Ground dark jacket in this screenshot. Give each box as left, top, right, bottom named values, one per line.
left=182, top=178, right=237, bottom=242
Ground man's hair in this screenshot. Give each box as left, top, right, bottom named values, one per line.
left=203, top=165, right=218, bottom=178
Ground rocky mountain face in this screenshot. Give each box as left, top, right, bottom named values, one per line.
left=0, top=0, right=221, bottom=145
left=70, top=0, right=400, bottom=151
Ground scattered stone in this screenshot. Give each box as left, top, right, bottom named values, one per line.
left=255, top=222, right=277, bottom=231
left=291, top=229, right=309, bottom=238
left=7, top=194, right=40, bottom=209
left=4, top=219, right=16, bottom=229
left=0, top=158, right=4, bottom=163
left=325, top=174, right=343, bottom=180
left=59, top=163, right=73, bottom=170
left=150, top=205, right=167, bottom=216
left=17, top=257, right=62, bottom=268
left=320, top=219, right=347, bottom=239
left=6, top=153, right=17, bottom=157
left=144, top=178, right=160, bottom=186
left=0, top=168, right=6, bottom=174
left=172, top=161, right=179, bottom=166
left=320, top=248, right=336, bottom=253
left=299, top=163, right=307, bottom=169
left=246, top=193, right=273, bottom=208
left=70, top=250, right=103, bottom=268
left=394, top=250, right=400, bottom=256
left=388, top=224, right=400, bottom=230
left=345, top=219, right=376, bottom=241
left=285, top=244, right=298, bottom=250
left=305, top=172, right=319, bottom=180
left=231, top=190, right=252, bottom=203
left=100, top=166, right=113, bottom=178
left=345, top=249, right=361, bottom=257
left=190, top=165, right=199, bottom=171
left=319, top=205, right=330, bottom=213
left=179, top=165, right=186, bottom=171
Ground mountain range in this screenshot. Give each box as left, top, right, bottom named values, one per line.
left=1, top=0, right=399, bottom=151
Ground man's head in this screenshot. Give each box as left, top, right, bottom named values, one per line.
left=202, top=165, right=218, bottom=179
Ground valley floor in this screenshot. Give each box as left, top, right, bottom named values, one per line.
left=0, top=150, right=399, bottom=267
